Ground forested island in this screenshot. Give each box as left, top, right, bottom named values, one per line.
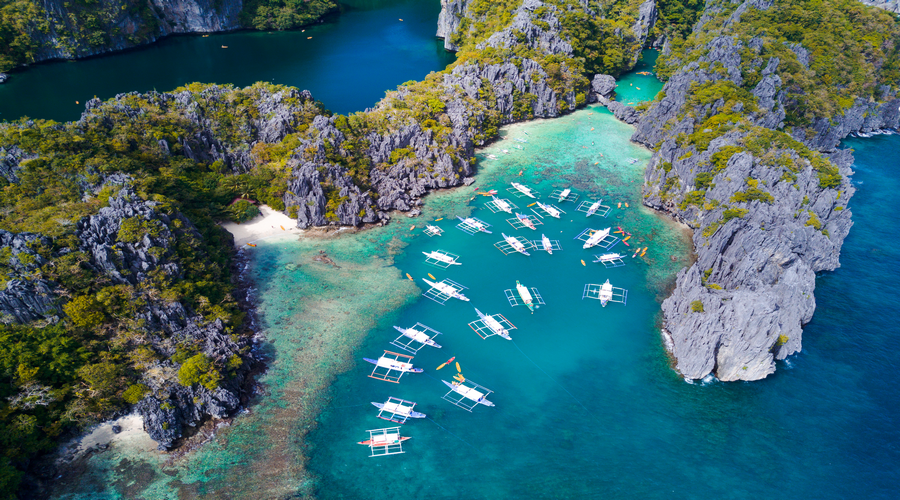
left=1, top=0, right=899, bottom=497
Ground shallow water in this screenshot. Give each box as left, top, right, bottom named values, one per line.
left=303, top=130, right=900, bottom=498
left=0, top=0, right=454, bottom=122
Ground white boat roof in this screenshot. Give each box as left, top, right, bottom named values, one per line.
left=382, top=402, right=412, bottom=415
left=371, top=433, right=401, bottom=444
left=377, top=357, right=411, bottom=370
left=454, top=384, right=486, bottom=402
left=407, top=329, right=430, bottom=342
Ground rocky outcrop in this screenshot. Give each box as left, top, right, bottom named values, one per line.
left=0, top=145, right=37, bottom=183
left=81, top=85, right=317, bottom=174
left=134, top=316, right=246, bottom=450
left=436, top=0, right=473, bottom=51
left=589, top=74, right=617, bottom=104
left=0, top=230, right=62, bottom=324
left=857, top=0, right=900, bottom=13
left=26, top=0, right=242, bottom=65
left=73, top=189, right=250, bottom=449
left=627, top=4, right=899, bottom=380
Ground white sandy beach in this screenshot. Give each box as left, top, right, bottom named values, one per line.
left=73, top=414, right=157, bottom=458
left=220, top=205, right=301, bottom=246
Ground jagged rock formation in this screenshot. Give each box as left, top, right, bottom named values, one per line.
left=81, top=84, right=318, bottom=174
left=280, top=0, right=657, bottom=228
left=624, top=3, right=900, bottom=381
left=74, top=189, right=249, bottom=448
left=436, top=0, right=473, bottom=51
left=27, top=0, right=242, bottom=65
left=0, top=231, right=61, bottom=324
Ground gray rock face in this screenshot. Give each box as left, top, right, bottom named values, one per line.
left=23, top=0, right=243, bottom=66
left=631, top=0, right=659, bottom=61
left=0, top=144, right=37, bottom=183
left=436, top=0, right=473, bottom=51
left=81, top=85, right=314, bottom=173
left=628, top=18, right=897, bottom=381
left=589, top=74, right=617, bottom=104
left=857, top=0, right=900, bottom=13
left=0, top=230, right=61, bottom=324
left=284, top=0, right=655, bottom=229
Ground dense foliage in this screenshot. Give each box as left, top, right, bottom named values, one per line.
left=0, top=0, right=336, bottom=72
left=0, top=82, right=328, bottom=494
left=657, top=0, right=900, bottom=124
left=239, top=0, right=337, bottom=31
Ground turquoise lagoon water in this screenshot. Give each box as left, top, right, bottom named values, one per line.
left=0, top=0, right=454, bottom=122
left=302, top=121, right=900, bottom=497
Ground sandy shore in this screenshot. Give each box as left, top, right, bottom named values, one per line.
left=220, top=205, right=301, bottom=246
left=71, top=414, right=157, bottom=458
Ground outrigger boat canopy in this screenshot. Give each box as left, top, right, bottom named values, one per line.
left=575, top=227, right=618, bottom=250
left=424, top=225, right=444, bottom=237
left=535, top=201, right=564, bottom=218
left=423, top=249, right=461, bottom=268
left=468, top=307, right=516, bottom=340
left=390, top=323, right=443, bottom=354
left=594, top=252, right=626, bottom=268
left=583, top=280, right=628, bottom=306
left=532, top=234, right=562, bottom=254
left=550, top=188, right=579, bottom=203
left=372, top=397, right=425, bottom=424
left=507, top=182, right=538, bottom=199
left=442, top=379, right=495, bottom=411
left=485, top=196, right=518, bottom=214
left=504, top=281, right=545, bottom=311
left=456, top=216, right=493, bottom=235
left=507, top=213, right=542, bottom=230
left=577, top=199, right=611, bottom=218
left=358, top=427, right=409, bottom=457
left=364, top=350, right=423, bottom=383
left=422, top=278, right=469, bottom=305
left=495, top=233, right=534, bottom=256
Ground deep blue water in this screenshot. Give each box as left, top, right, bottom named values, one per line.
left=0, top=0, right=454, bottom=122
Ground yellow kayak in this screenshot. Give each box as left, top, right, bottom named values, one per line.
left=455, top=362, right=462, bottom=373
left=623, top=236, right=631, bottom=242
left=581, top=259, right=586, bottom=266
left=406, top=273, right=413, bottom=281
left=436, top=218, right=443, bottom=221
left=428, top=273, right=436, bottom=280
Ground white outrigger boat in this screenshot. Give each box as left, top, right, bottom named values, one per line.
left=372, top=397, right=426, bottom=423
left=457, top=216, right=493, bottom=234
left=511, top=182, right=536, bottom=198
left=474, top=307, right=512, bottom=340
left=541, top=234, right=554, bottom=254
left=422, top=250, right=461, bottom=266
left=583, top=227, right=611, bottom=249
left=557, top=188, right=571, bottom=203
left=424, top=225, right=443, bottom=237
left=516, top=281, right=535, bottom=312
left=422, top=278, right=469, bottom=302
left=492, top=195, right=513, bottom=213
left=536, top=201, right=561, bottom=218
left=358, top=427, right=409, bottom=456
left=593, top=253, right=625, bottom=268
left=516, top=213, right=537, bottom=230
left=442, top=380, right=495, bottom=409
left=502, top=233, right=530, bottom=256
left=364, top=350, right=423, bottom=383
left=598, top=279, right=614, bottom=307
left=585, top=200, right=602, bottom=217
left=393, top=324, right=442, bottom=349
